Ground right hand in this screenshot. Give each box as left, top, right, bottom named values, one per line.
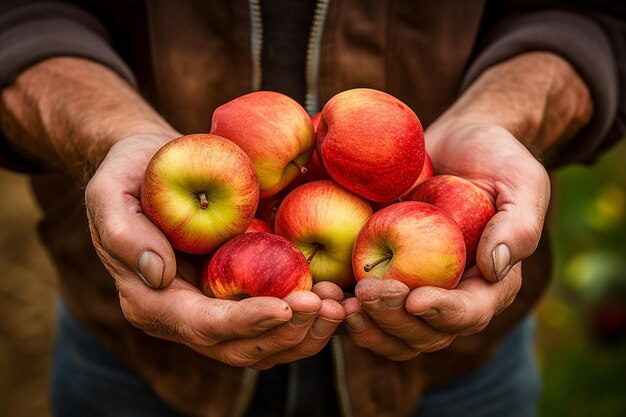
left=85, top=135, right=344, bottom=369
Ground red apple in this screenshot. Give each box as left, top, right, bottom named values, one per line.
left=211, top=91, right=314, bottom=198
left=201, top=232, right=313, bottom=300
left=403, top=152, right=435, bottom=196
left=141, top=134, right=259, bottom=254
left=352, top=202, right=466, bottom=290
left=406, top=175, right=495, bottom=265
left=275, top=180, right=373, bottom=287
left=316, top=88, right=425, bottom=202
left=370, top=152, right=436, bottom=212
left=245, top=218, right=273, bottom=233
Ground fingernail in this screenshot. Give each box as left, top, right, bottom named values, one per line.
left=380, top=292, right=406, bottom=308
left=137, top=250, right=164, bottom=288
left=291, top=312, right=316, bottom=327
left=414, top=308, right=438, bottom=319
left=256, top=318, right=288, bottom=330
left=312, top=319, right=337, bottom=337
left=345, top=313, right=365, bottom=331
left=492, top=244, right=512, bottom=280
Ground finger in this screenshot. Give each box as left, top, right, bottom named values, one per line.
left=311, top=281, right=345, bottom=301
left=354, top=278, right=454, bottom=352
left=251, top=298, right=344, bottom=370
left=205, top=291, right=322, bottom=367
left=117, top=276, right=292, bottom=345
left=477, top=161, right=549, bottom=282
left=86, top=171, right=176, bottom=289
left=342, top=296, right=419, bottom=360
left=406, top=264, right=522, bottom=335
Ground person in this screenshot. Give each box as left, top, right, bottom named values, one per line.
left=0, top=1, right=624, bottom=416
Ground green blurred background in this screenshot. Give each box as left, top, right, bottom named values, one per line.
left=537, top=138, right=626, bottom=417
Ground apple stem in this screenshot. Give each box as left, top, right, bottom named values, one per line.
left=198, top=192, right=209, bottom=210
left=290, top=161, right=308, bottom=174
left=364, top=252, right=393, bottom=272
left=307, top=244, right=321, bottom=264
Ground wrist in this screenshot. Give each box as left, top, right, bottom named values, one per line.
left=1, top=57, right=178, bottom=183
left=430, top=52, right=592, bottom=159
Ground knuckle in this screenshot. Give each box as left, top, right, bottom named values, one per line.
left=99, top=221, right=128, bottom=253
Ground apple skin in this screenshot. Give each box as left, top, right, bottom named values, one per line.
left=141, top=134, right=259, bottom=254
left=275, top=180, right=373, bottom=288
left=201, top=232, right=313, bottom=300
left=211, top=91, right=315, bottom=198
left=316, top=88, right=425, bottom=202
left=370, top=152, right=435, bottom=212
left=406, top=175, right=495, bottom=266
left=403, top=152, right=435, bottom=196
left=352, top=202, right=466, bottom=290
left=245, top=218, right=273, bottom=234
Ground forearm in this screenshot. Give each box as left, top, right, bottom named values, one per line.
left=0, top=57, right=177, bottom=183
left=429, top=52, right=593, bottom=161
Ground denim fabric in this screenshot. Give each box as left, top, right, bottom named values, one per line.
left=415, top=318, right=540, bottom=417
left=51, top=299, right=538, bottom=417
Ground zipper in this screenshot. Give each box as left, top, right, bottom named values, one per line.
left=304, top=0, right=330, bottom=115
left=237, top=16, right=262, bottom=417
left=249, top=0, right=263, bottom=91
left=331, top=335, right=354, bottom=417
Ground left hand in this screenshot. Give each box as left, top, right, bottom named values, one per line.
left=342, top=119, right=550, bottom=360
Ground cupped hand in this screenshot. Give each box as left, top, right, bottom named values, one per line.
left=85, top=135, right=344, bottom=369
left=343, top=120, right=550, bottom=359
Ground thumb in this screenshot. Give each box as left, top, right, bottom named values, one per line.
left=86, top=173, right=176, bottom=289
left=476, top=171, right=550, bottom=282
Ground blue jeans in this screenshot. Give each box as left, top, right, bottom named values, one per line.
left=414, top=319, right=540, bottom=417
left=51, top=300, right=539, bottom=417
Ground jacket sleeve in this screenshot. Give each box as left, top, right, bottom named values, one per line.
left=463, top=2, right=626, bottom=167
left=0, top=0, right=136, bottom=173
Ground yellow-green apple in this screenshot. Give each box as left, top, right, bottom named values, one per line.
left=211, top=91, right=315, bottom=198
left=352, top=202, right=466, bottom=290
left=141, top=134, right=259, bottom=254
left=406, top=175, right=495, bottom=266
left=201, top=232, right=313, bottom=300
left=316, top=88, right=425, bottom=202
left=275, top=180, right=373, bottom=288
left=245, top=218, right=273, bottom=234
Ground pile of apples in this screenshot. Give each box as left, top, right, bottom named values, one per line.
left=141, top=89, right=495, bottom=300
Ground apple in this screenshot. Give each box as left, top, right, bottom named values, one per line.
left=316, top=88, right=425, bottom=202
left=406, top=175, right=495, bottom=265
left=211, top=91, right=315, bottom=198
left=352, top=202, right=466, bottom=290
left=141, top=133, right=259, bottom=254
left=201, top=232, right=313, bottom=300
left=245, top=218, right=273, bottom=233
left=275, top=180, right=373, bottom=288
left=370, top=152, right=435, bottom=212
left=404, top=152, right=435, bottom=195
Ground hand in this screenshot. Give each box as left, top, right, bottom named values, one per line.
left=85, top=135, right=344, bottom=368
left=343, top=120, right=550, bottom=360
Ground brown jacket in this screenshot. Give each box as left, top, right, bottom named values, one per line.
left=10, top=0, right=622, bottom=416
